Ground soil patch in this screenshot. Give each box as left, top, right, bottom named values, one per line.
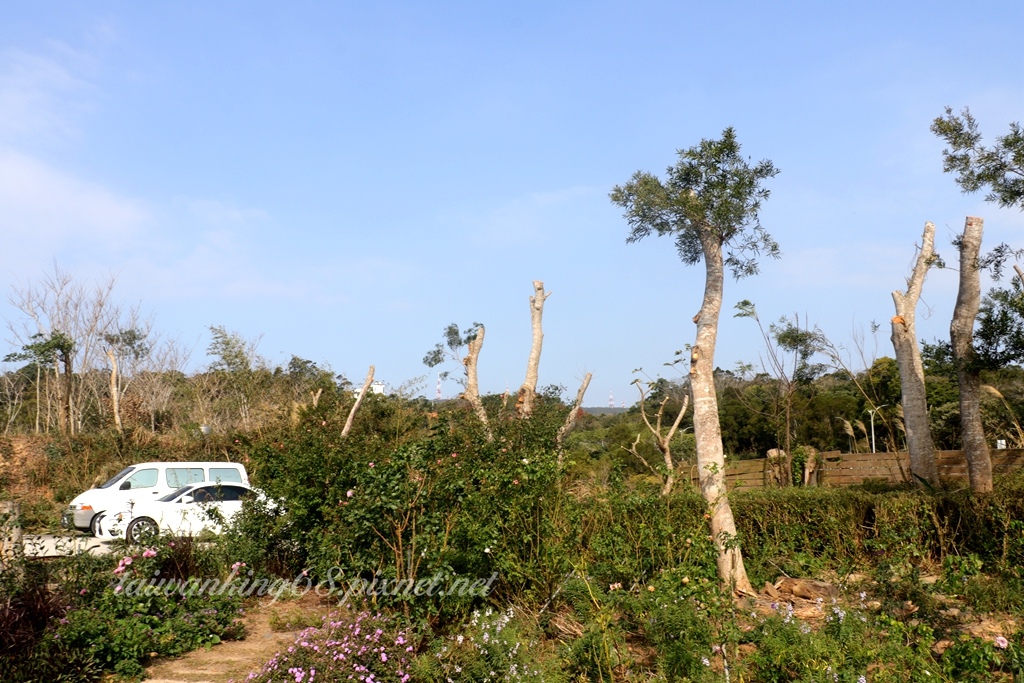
left=145, top=592, right=333, bottom=683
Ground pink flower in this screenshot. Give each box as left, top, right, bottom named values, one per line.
left=114, top=585, right=123, bottom=593
left=232, top=561, right=247, bottom=571
left=368, top=462, right=375, bottom=468
left=79, top=588, right=87, bottom=595
left=513, top=479, right=519, bottom=485
left=122, top=556, right=133, bottom=566
left=113, top=565, right=125, bottom=574
left=346, top=490, right=354, bottom=498
left=142, top=548, right=157, bottom=558
left=995, top=636, right=1009, bottom=649
left=451, top=452, right=457, bottom=458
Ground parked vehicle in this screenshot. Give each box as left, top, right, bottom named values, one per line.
left=61, top=462, right=249, bottom=535
left=96, top=481, right=259, bottom=543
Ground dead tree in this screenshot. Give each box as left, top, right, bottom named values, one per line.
left=628, top=380, right=691, bottom=496
left=462, top=325, right=492, bottom=440
left=556, top=372, right=593, bottom=468
left=517, top=281, right=551, bottom=418
left=950, top=216, right=993, bottom=493
left=890, top=222, right=941, bottom=487
left=342, top=365, right=375, bottom=438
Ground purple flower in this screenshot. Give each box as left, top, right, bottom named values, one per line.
left=995, top=636, right=1009, bottom=649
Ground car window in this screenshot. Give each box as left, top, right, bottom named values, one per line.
left=166, top=467, right=205, bottom=488
left=190, top=487, right=217, bottom=503
left=160, top=486, right=192, bottom=502
left=122, top=468, right=158, bottom=490
left=98, top=467, right=135, bottom=489
left=186, top=485, right=249, bottom=503
left=215, top=486, right=250, bottom=502
left=209, top=467, right=243, bottom=484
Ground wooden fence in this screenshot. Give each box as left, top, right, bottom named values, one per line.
left=685, top=449, right=1024, bottom=490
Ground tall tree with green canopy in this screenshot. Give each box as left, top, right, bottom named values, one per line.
left=933, top=107, right=1024, bottom=492
left=611, top=127, right=779, bottom=594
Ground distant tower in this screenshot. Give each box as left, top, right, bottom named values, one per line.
left=436, top=373, right=442, bottom=401
left=609, top=391, right=614, bottom=408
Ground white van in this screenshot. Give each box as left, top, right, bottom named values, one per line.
left=61, top=461, right=250, bottom=535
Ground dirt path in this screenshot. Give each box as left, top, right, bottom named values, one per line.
left=145, top=594, right=331, bottom=683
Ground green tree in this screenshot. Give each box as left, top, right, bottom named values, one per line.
left=932, top=106, right=1024, bottom=210
left=611, top=127, right=779, bottom=594
left=206, top=325, right=267, bottom=430
left=735, top=301, right=826, bottom=477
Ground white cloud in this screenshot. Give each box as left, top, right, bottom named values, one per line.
left=0, top=45, right=93, bottom=144
left=0, top=149, right=150, bottom=252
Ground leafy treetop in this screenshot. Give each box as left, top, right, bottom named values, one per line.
left=932, top=106, right=1024, bottom=210
left=609, top=127, right=780, bottom=278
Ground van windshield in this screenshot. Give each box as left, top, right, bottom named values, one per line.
left=98, top=467, right=135, bottom=489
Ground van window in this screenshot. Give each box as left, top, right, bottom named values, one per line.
left=209, top=467, right=243, bottom=484
left=122, top=468, right=158, bottom=490
left=166, top=468, right=205, bottom=488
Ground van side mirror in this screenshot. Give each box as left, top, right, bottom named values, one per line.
left=120, top=481, right=132, bottom=490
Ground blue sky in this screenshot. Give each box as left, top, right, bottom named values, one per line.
left=1, top=1, right=1022, bottom=405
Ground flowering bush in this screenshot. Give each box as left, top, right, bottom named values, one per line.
left=240, top=611, right=416, bottom=683
left=413, top=608, right=561, bottom=683
left=53, top=539, right=245, bottom=679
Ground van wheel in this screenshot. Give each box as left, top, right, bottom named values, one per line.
left=126, top=517, right=158, bottom=544
left=89, top=513, right=105, bottom=537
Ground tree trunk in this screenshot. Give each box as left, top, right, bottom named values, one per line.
left=517, top=281, right=551, bottom=418
left=34, top=364, right=41, bottom=434
left=890, top=221, right=940, bottom=487
left=107, top=348, right=124, bottom=435
left=693, top=232, right=754, bottom=594
left=342, top=365, right=375, bottom=438
left=462, top=325, right=492, bottom=440
left=950, top=216, right=993, bottom=493
left=53, top=355, right=68, bottom=435
left=61, top=350, right=75, bottom=436
left=556, top=372, right=592, bottom=467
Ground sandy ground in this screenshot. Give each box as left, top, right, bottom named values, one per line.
left=145, top=593, right=332, bottom=683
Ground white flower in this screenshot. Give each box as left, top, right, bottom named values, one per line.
left=484, top=547, right=491, bottom=554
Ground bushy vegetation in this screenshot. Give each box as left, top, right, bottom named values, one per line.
left=5, top=389, right=1024, bottom=681
left=0, top=535, right=244, bottom=682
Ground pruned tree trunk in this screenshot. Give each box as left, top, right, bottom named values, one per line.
left=890, top=221, right=940, bottom=487
left=693, top=233, right=754, bottom=595
left=462, top=325, right=492, bottom=440
left=517, top=281, right=551, bottom=418
left=950, top=216, right=993, bottom=494
left=342, top=365, right=374, bottom=438
left=107, top=348, right=124, bottom=435
left=556, top=372, right=592, bottom=467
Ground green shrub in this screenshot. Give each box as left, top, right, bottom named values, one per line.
left=54, top=539, right=245, bottom=676
left=414, top=608, right=563, bottom=682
